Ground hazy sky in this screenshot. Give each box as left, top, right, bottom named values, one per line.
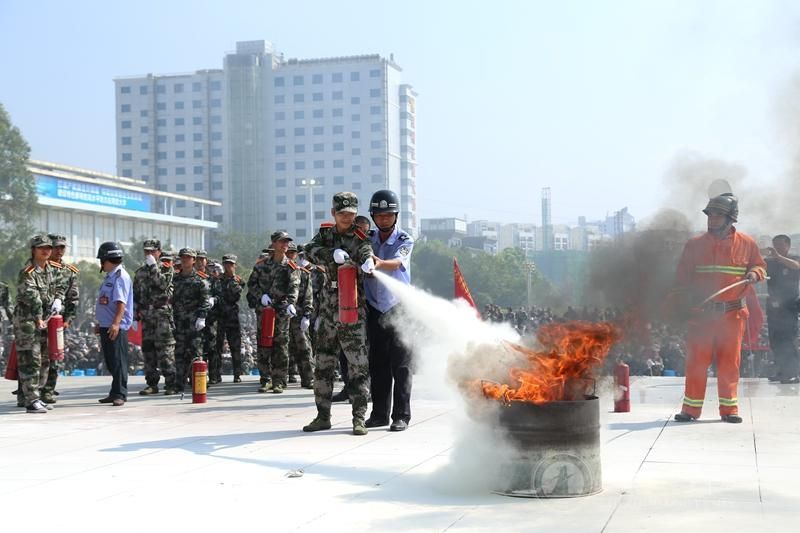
left=2, top=0, right=800, bottom=226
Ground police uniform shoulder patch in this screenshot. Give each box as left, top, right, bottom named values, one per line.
left=197, top=270, right=209, bottom=279
left=353, top=228, right=367, bottom=241
left=48, top=260, right=64, bottom=269
left=398, top=233, right=410, bottom=241
left=66, top=263, right=79, bottom=274
left=287, top=260, right=298, bottom=270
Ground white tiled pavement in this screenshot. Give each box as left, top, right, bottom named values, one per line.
left=0, top=376, right=798, bottom=532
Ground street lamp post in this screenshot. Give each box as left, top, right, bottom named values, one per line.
left=300, top=179, right=321, bottom=240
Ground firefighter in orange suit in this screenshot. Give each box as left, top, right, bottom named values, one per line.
left=674, top=193, right=766, bottom=424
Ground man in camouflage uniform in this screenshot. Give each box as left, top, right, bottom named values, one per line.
left=172, top=248, right=211, bottom=392
left=15, top=234, right=66, bottom=413
left=247, top=231, right=300, bottom=394
left=1, top=281, right=12, bottom=363
left=39, top=234, right=79, bottom=404
left=286, top=243, right=315, bottom=389
left=133, top=239, right=177, bottom=395
left=195, top=250, right=221, bottom=383
left=302, top=192, right=375, bottom=436
left=216, top=255, right=246, bottom=382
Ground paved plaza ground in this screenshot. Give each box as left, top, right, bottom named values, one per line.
left=0, top=375, right=798, bottom=532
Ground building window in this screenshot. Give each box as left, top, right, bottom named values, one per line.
left=157, top=135, right=167, bottom=143
left=370, top=88, right=381, bottom=97
left=277, top=196, right=287, bottom=205
left=194, top=182, right=204, bottom=191
left=174, top=83, right=184, bottom=93
left=296, top=211, right=306, bottom=220
left=334, top=176, right=344, bottom=185
left=276, top=162, right=286, bottom=171
left=333, top=125, right=344, bottom=134
left=296, top=229, right=307, bottom=238
left=193, top=133, right=203, bottom=141
left=212, top=165, right=223, bottom=173
left=120, top=169, right=131, bottom=177
left=141, top=142, right=149, bottom=149
left=140, top=126, right=149, bottom=134
left=121, top=104, right=131, bottom=113
left=371, top=140, right=383, bottom=149
left=211, top=148, right=222, bottom=157
left=156, top=84, right=166, bottom=94
left=275, top=128, right=286, bottom=137
left=314, top=210, right=325, bottom=219
left=293, top=94, right=304, bottom=103
left=120, top=86, right=131, bottom=94
left=210, top=80, right=222, bottom=90
left=294, top=161, right=305, bottom=170
left=176, top=150, right=185, bottom=159
left=275, top=145, right=286, bottom=154
left=193, top=149, right=203, bottom=158
left=274, top=95, right=285, bottom=104
left=332, top=90, right=343, bottom=100
left=277, top=212, right=287, bottom=221
left=211, top=115, right=222, bottom=124
left=370, top=69, right=381, bottom=78
left=371, top=123, right=382, bottom=132
left=156, top=102, right=167, bottom=111
left=210, top=98, right=221, bottom=108
left=312, top=109, right=323, bottom=119
left=140, top=110, right=149, bottom=117
left=192, top=82, right=202, bottom=92
left=176, top=167, right=186, bottom=175
left=193, top=117, right=203, bottom=125
left=174, top=118, right=185, bottom=126
left=193, top=100, right=202, bottom=109
left=295, top=194, right=306, bottom=203
left=157, top=168, right=167, bottom=177
left=312, top=74, right=323, bottom=84
left=352, top=182, right=362, bottom=190
left=352, top=148, right=361, bottom=156
left=121, top=153, right=132, bottom=161
left=121, top=120, right=131, bottom=129
left=275, top=111, right=285, bottom=120
left=352, top=165, right=361, bottom=173
left=351, top=114, right=361, bottom=122
left=274, top=77, right=285, bottom=87
left=370, top=106, right=381, bottom=115
left=193, top=166, right=204, bottom=175
left=211, top=132, right=222, bottom=141
left=176, top=184, right=186, bottom=192
left=176, top=200, right=186, bottom=207
left=332, top=72, right=343, bottom=83
left=294, top=127, right=305, bottom=136
left=121, top=136, right=132, bottom=145
left=212, top=181, right=223, bottom=190
left=313, top=160, right=324, bottom=169
left=140, top=158, right=149, bottom=166
left=294, top=110, right=304, bottom=120
left=333, top=142, right=344, bottom=151
left=333, top=108, right=343, bottom=117
left=175, top=101, right=185, bottom=110
left=371, top=174, right=383, bottom=183
left=371, top=157, right=383, bottom=166
left=312, top=92, right=323, bottom=102
left=294, top=144, right=305, bottom=153
left=293, top=75, right=304, bottom=86
left=333, top=160, right=344, bottom=168
left=139, top=86, right=149, bottom=95
left=313, top=126, right=324, bottom=135
left=313, top=143, right=324, bottom=152
left=276, top=178, right=286, bottom=187
left=350, top=72, right=360, bottom=81
left=351, top=97, right=360, bottom=105
left=175, top=134, right=185, bottom=142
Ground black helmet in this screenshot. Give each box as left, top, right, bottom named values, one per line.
left=97, top=241, right=124, bottom=261
left=369, top=189, right=400, bottom=215
left=703, top=193, right=738, bottom=222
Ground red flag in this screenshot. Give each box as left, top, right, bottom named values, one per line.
left=127, top=321, right=142, bottom=347
left=743, top=286, right=764, bottom=349
left=454, top=258, right=477, bottom=309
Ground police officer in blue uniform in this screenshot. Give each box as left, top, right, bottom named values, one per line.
left=363, top=190, right=415, bottom=431
left=764, top=235, right=800, bottom=384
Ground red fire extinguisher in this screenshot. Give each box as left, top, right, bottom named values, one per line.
left=4, top=342, right=18, bottom=381
left=614, top=360, right=630, bottom=413
left=338, top=263, right=358, bottom=324
left=192, top=358, right=208, bottom=403
left=258, top=306, right=276, bottom=347
left=47, top=314, right=65, bottom=362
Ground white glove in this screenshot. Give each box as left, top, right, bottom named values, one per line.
left=286, top=304, right=297, bottom=317
left=145, top=254, right=157, bottom=266
left=195, top=317, right=206, bottom=331
left=361, top=257, right=375, bottom=274
left=208, top=297, right=216, bottom=308
left=300, top=316, right=310, bottom=332
left=333, top=249, right=350, bottom=264
left=314, top=316, right=321, bottom=331
left=299, top=258, right=310, bottom=268
left=51, top=298, right=62, bottom=314
left=260, top=294, right=272, bottom=306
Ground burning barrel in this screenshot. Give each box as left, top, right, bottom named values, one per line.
left=492, top=395, right=601, bottom=498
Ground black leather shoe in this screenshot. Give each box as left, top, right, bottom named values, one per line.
left=721, top=414, right=743, bottom=423
left=233, top=376, right=242, bottom=383
left=780, top=377, right=799, bottom=384
left=98, top=396, right=114, bottom=404
left=674, top=412, right=697, bottom=422
left=389, top=420, right=408, bottom=432
left=365, top=417, right=389, bottom=428
left=768, top=375, right=782, bottom=383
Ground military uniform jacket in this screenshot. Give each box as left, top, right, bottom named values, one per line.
left=172, top=269, right=211, bottom=320
left=54, top=261, right=80, bottom=324
left=246, top=256, right=300, bottom=313
left=305, top=224, right=373, bottom=287
left=297, top=268, right=314, bottom=318
left=134, top=261, right=174, bottom=315
left=15, top=260, right=66, bottom=323
left=218, top=273, right=245, bottom=324
left=205, top=272, right=222, bottom=321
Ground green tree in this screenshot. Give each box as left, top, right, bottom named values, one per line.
left=209, top=230, right=272, bottom=270
left=0, top=103, right=38, bottom=283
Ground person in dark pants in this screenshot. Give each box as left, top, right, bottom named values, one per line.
left=764, top=234, right=800, bottom=384
left=95, top=242, right=134, bottom=406
left=363, top=190, right=415, bottom=431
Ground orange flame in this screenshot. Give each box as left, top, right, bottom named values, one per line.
left=473, top=321, right=621, bottom=404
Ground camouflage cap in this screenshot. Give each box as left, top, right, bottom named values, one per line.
left=222, top=254, right=238, bottom=264
left=332, top=192, right=359, bottom=213
left=142, top=238, right=161, bottom=251
left=196, top=249, right=208, bottom=258
left=48, top=234, right=68, bottom=247
left=159, top=253, right=173, bottom=262
left=287, top=242, right=298, bottom=252
left=270, top=230, right=293, bottom=242
left=30, top=234, right=53, bottom=248
left=178, top=247, right=197, bottom=258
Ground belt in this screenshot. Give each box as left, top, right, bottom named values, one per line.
left=329, top=281, right=338, bottom=290
left=702, top=298, right=745, bottom=313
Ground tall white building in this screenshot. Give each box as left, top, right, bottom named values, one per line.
left=115, top=40, right=418, bottom=240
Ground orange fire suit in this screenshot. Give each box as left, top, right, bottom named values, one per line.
left=675, top=227, right=766, bottom=418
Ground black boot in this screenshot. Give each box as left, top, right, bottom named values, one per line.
left=674, top=412, right=697, bottom=422
left=720, top=414, right=743, bottom=423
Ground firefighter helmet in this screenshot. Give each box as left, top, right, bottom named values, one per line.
left=703, top=193, right=738, bottom=222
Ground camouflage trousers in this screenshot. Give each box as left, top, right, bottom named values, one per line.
left=142, top=309, right=176, bottom=388
left=203, top=317, right=219, bottom=378
left=14, top=321, right=49, bottom=405
left=174, top=315, right=202, bottom=391
left=216, top=321, right=242, bottom=377
left=256, top=311, right=291, bottom=385
left=312, top=295, right=370, bottom=421
left=289, top=317, right=314, bottom=384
